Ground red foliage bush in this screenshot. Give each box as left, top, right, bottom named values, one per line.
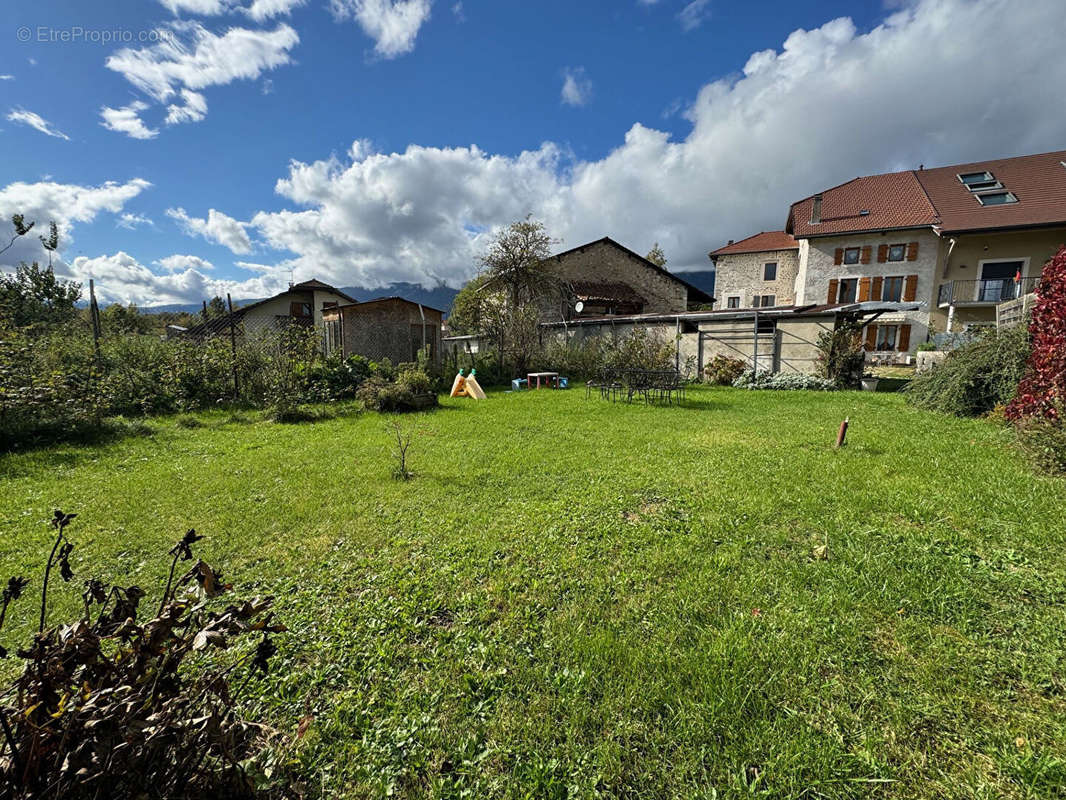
left=1007, top=245, right=1066, bottom=420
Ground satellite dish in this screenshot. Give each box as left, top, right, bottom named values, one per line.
left=574, top=301, right=584, bottom=313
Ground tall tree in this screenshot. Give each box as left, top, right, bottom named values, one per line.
left=478, top=217, right=558, bottom=308
left=646, top=243, right=667, bottom=268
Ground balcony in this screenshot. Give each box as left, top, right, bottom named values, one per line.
left=937, top=277, right=1040, bottom=307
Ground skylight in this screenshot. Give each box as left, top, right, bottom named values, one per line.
left=958, top=170, right=1001, bottom=191
left=976, top=191, right=1018, bottom=206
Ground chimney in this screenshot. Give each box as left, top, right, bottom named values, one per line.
left=810, top=194, right=823, bottom=225
left=727, top=239, right=734, bottom=246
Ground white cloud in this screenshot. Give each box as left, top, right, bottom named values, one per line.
left=164, top=89, right=208, bottom=125
left=167, top=207, right=253, bottom=254
left=451, top=2, right=464, bottom=21
left=159, top=0, right=233, bottom=13
left=66, top=251, right=288, bottom=305
left=156, top=0, right=304, bottom=19
left=6, top=108, right=70, bottom=140
left=0, top=178, right=151, bottom=267
left=116, top=212, right=155, bottom=229
left=678, top=0, right=710, bottom=32
left=227, top=0, right=1066, bottom=291
left=100, top=102, right=159, bottom=139
left=244, top=0, right=306, bottom=21
left=156, top=253, right=215, bottom=271
left=560, top=67, right=592, bottom=107
left=329, top=0, right=433, bottom=58
left=0, top=75, right=14, bottom=81
left=102, top=22, right=298, bottom=131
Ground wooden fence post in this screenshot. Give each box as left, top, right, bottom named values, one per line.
left=227, top=293, right=239, bottom=400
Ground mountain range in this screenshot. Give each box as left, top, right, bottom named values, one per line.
left=138, top=271, right=716, bottom=316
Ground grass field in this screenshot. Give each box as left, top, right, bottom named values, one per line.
left=2, top=386, right=1065, bottom=798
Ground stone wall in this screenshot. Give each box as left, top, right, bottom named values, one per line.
left=545, top=240, right=690, bottom=316
left=712, top=248, right=800, bottom=308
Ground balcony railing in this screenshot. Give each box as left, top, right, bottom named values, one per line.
left=937, top=277, right=1040, bottom=306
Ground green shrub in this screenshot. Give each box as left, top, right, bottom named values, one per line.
left=704, top=355, right=747, bottom=385
left=1015, top=412, right=1066, bottom=475
left=904, top=325, right=1030, bottom=417
left=815, top=320, right=865, bottom=388
left=732, top=369, right=835, bottom=391
left=356, top=367, right=438, bottom=412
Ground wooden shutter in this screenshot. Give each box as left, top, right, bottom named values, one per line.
left=903, top=274, right=918, bottom=301
left=864, top=325, right=878, bottom=352
left=897, top=324, right=911, bottom=352
left=827, top=279, right=839, bottom=304
left=858, top=277, right=872, bottom=302
left=860, top=246, right=872, bottom=264
left=834, top=248, right=844, bottom=265
left=906, top=242, right=919, bottom=261
left=871, top=276, right=884, bottom=301
left=877, top=244, right=888, bottom=263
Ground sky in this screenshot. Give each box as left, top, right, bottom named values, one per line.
left=1, top=0, right=1065, bottom=305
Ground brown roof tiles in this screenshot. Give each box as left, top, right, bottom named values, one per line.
left=786, top=149, right=1066, bottom=238
left=708, top=230, right=798, bottom=256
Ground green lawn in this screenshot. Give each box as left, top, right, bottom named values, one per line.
left=2, top=386, right=1065, bottom=798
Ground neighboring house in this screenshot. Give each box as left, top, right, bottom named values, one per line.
left=541, top=237, right=714, bottom=321
left=322, top=296, right=443, bottom=367
left=783, top=150, right=1066, bottom=357
left=708, top=231, right=799, bottom=310
left=181, top=279, right=355, bottom=340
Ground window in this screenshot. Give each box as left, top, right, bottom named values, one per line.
left=887, top=244, right=906, bottom=262
left=837, top=278, right=858, bottom=303
left=958, top=171, right=1001, bottom=191
left=843, top=247, right=861, bottom=265
left=726, top=296, right=740, bottom=309
left=976, top=191, right=1018, bottom=206
left=875, top=324, right=898, bottom=351
left=754, top=295, right=776, bottom=308
left=290, top=302, right=312, bottom=318
left=882, top=276, right=904, bottom=302
left=763, top=262, right=778, bottom=281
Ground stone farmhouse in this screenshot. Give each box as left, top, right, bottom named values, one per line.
left=540, top=237, right=713, bottom=321
left=712, top=149, right=1066, bottom=358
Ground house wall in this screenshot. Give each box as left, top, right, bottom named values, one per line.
left=332, top=300, right=443, bottom=366
left=712, top=248, right=800, bottom=308
left=797, top=228, right=939, bottom=351
left=930, top=225, right=1066, bottom=331
left=241, top=289, right=350, bottom=333
left=546, top=240, right=690, bottom=317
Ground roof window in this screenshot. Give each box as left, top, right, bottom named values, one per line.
left=958, top=171, right=1002, bottom=191
left=975, top=191, right=1018, bottom=206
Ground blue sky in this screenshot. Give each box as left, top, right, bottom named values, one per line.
left=1, top=0, right=1064, bottom=304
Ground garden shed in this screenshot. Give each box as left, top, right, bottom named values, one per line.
left=322, top=297, right=443, bottom=367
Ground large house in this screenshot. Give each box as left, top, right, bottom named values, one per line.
left=712, top=150, right=1066, bottom=356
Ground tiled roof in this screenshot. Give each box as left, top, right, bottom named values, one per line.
left=708, top=231, right=798, bottom=256
left=915, top=150, right=1066, bottom=233
left=788, top=172, right=937, bottom=238
left=787, top=150, right=1066, bottom=238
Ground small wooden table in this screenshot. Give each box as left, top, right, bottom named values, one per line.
left=527, top=371, right=559, bottom=390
